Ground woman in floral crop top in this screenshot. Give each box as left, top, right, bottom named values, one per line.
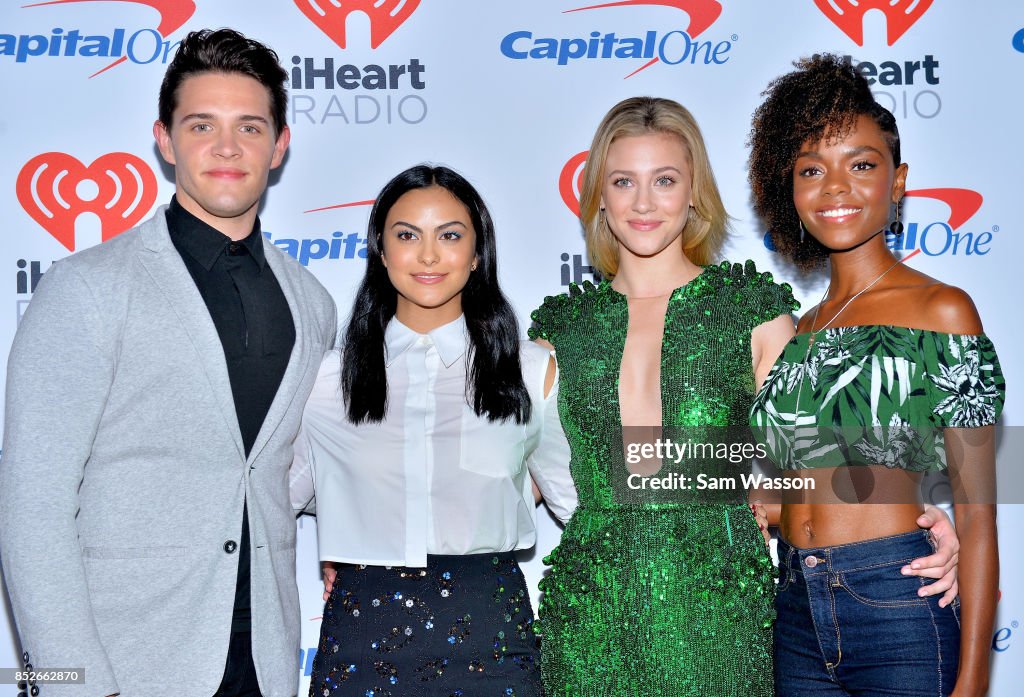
left=748, top=55, right=1004, bottom=697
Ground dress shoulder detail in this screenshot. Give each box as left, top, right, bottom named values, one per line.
left=711, top=259, right=799, bottom=326
left=528, top=280, right=607, bottom=344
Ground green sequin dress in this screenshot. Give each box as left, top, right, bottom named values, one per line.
left=529, top=261, right=798, bottom=696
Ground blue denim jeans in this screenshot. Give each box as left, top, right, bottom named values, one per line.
left=774, top=531, right=960, bottom=696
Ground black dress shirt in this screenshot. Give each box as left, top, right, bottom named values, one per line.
left=166, top=196, right=295, bottom=633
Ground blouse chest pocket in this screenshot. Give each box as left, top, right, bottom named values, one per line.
left=450, top=400, right=528, bottom=479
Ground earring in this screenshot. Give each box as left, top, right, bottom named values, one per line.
left=471, top=263, right=477, bottom=271
left=888, top=199, right=904, bottom=236
left=798, top=219, right=807, bottom=243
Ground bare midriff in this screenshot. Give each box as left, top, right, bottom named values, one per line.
left=778, top=466, right=926, bottom=547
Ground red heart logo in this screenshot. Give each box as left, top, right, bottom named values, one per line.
left=814, top=0, right=934, bottom=46
left=295, top=0, right=421, bottom=50
left=16, top=152, right=158, bottom=252
left=559, top=151, right=589, bottom=218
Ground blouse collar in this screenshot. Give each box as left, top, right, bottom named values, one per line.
left=384, top=314, right=468, bottom=368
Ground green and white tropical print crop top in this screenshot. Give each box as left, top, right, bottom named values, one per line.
left=750, top=325, right=1005, bottom=472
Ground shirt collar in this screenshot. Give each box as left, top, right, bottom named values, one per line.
left=384, top=314, right=468, bottom=368
left=165, top=195, right=266, bottom=270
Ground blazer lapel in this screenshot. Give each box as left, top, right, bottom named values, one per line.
left=245, top=243, right=312, bottom=464
left=136, top=209, right=246, bottom=461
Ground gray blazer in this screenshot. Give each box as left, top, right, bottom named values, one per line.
left=0, top=207, right=337, bottom=696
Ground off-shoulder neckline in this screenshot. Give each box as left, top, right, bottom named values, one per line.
left=793, top=325, right=991, bottom=341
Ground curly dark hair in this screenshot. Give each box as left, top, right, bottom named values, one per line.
left=747, top=53, right=900, bottom=268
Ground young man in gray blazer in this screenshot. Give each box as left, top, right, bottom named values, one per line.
left=0, top=29, right=337, bottom=697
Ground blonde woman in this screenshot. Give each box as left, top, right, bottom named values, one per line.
left=531, top=96, right=960, bottom=696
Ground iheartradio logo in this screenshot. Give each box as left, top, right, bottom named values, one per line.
left=295, top=0, right=421, bottom=50
left=814, top=0, right=933, bottom=46
left=559, top=151, right=589, bottom=217
left=16, top=152, right=158, bottom=252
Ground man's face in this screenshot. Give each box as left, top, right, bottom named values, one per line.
left=154, top=71, right=289, bottom=235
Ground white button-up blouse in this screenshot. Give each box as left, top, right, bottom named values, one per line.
left=290, top=315, right=577, bottom=567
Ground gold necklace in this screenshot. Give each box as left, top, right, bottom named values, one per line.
left=805, top=258, right=903, bottom=347
left=795, top=258, right=903, bottom=417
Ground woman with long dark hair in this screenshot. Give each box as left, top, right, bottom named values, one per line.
left=291, top=164, right=575, bottom=696
left=749, top=55, right=1003, bottom=696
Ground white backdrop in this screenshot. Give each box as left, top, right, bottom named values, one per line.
left=1, top=1, right=1021, bottom=694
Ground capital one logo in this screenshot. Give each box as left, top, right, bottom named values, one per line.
left=16, top=152, right=158, bottom=252
left=19, top=0, right=195, bottom=76
left=896, top=188, right=993, bottom=258
left=294, top=0, right=421, bottom=50
left=568, top=0, right=722, bottom=37
left=760, top=187, right=993, bottom=260
left=814, top=0, right=933, bottom=46
left=501, top=0, right=730, bottom=78
left=260, top=197, right=376, bottom=267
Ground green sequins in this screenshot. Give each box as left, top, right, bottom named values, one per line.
left=529, top=261, right=798, bottom=696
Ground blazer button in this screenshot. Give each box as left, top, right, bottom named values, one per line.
left=22, top=652, right=29, bottom=663
left=224, top=540, right=238, bottom=554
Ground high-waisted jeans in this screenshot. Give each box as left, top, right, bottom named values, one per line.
left=774, top=531, right=960, bottom=696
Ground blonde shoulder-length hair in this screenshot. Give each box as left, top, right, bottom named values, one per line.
left=580, top=96, right=729, bottom=278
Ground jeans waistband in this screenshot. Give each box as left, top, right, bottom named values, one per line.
left=778, top=530, right=934, bottom=576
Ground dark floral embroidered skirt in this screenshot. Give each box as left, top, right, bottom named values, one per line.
left=310, top=551, right=541, bottom=697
